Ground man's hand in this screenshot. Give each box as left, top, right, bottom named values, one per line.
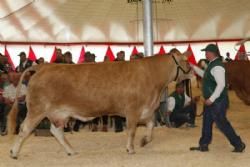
left=205, top=99, right=213, bottom=106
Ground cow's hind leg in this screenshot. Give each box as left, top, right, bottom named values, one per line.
left=10, top=115, right=44, bottom=159
left=50, top=123, right=76, bottom=156
left=140, top=118, right=154, bottom=147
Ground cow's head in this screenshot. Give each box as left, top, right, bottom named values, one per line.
left=169, top=49, right=193, bottom=82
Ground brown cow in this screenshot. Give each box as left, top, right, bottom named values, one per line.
left=7, top=51, right=191, bottom=159
left=225, top=60, right=250, bottom=105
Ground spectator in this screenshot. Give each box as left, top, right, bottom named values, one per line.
left=62, top=51, right=75, bottom=132
left=85, top=53, right=107, bottom=132
left=130, top=52, right=144, bottom=60
left=16, top=52, right=36, bottom=73
left=73, top=52, right=100, bottom=132
left=113, top=51, right=126, bottom=132
left=2, top=72, right=27, bottom=135
left=155, top=88, right=170, bottom=126
left=36, top=57, right=45, bottom=64
left=0, top=73, right=9, bottom=135
left=54, top=48, right=64, bottom=63
left=225, top=52, right=233, bottom=62
left=84, top=52, right=95, bottom=63
left=166, top=82, right=198, bottom=128
left=115, top=51, right=125, bottom=61
left=64, top=51, right=74, bottom=64
left=0, top=54, right=7, bottom=73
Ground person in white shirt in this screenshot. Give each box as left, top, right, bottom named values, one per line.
left=190, top=44, right=245, bottom=153
left=1, top=72, right=27, bottom=135
left=166, top=82, right=199, bottom=128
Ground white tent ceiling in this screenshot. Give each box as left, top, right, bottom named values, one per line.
left=0, top=0, right=250, bottom=43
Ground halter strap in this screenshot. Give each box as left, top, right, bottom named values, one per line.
left=171, top=54, right=191, bottom=81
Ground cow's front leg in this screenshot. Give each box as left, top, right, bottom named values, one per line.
left=126, top=119, right=137, bottom=154
left=140, top=118, right=154, bottom=147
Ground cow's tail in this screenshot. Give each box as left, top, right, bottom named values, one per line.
left=7, top=65, right=41, bottom=135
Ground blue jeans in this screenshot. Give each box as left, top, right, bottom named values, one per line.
left=170, top=102, right=197, bottom=128
left=199, top=97, right=242, bottom=148
left=155, top=102, right=168, bottom=125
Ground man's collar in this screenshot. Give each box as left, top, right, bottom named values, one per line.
left=208, top=57, right=219, bottom=64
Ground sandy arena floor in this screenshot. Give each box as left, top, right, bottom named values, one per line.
left=0, top=84, right=249, bottom=167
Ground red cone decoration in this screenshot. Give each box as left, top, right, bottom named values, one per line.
left=50, top=47, right=57, bottom=63
left=186, top=44, right=197, bottom=65
left=77, top=46, right=85, bottom=63
left=105, top=46, right=115, bottom=61
left=234, top=44, right=247, bottom=60
left=4, top=46, right=15, bottom=71
left=28, top=46, right=37, bottom=61
left=131, top=46, right=138, bottom=56
left=158, top=45, right=166, bottom=55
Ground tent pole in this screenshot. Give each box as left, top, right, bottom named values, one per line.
left=143, top=0, right=154, bottom=56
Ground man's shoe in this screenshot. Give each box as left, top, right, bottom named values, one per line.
left=232, top=142, right=246, bottom=153
left=190, top=145, right=209, bottom=152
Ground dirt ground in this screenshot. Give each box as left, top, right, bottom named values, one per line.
left=0, top=82, right=249, bottom=167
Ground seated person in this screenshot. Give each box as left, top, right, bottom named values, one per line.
left=167, top=82, right=199, bottom=128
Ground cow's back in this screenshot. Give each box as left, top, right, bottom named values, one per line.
left=27, top=56, right=173, bottom=117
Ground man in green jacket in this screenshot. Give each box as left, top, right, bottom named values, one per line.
left=166, top=82, right=198, bottom=128
left=190, top=44, right=245, bottom=152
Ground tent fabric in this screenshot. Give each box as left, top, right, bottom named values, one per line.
left=0, top=0, right=249, bottom=43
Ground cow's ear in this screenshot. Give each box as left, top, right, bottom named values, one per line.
left=183, top=51, right=192, bottom=57
left=182, top=55, right=188, bottom=61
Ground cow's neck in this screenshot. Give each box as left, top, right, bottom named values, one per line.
left=148, top=55, right=177, bottom=88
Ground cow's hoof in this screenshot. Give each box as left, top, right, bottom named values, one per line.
left=67, top=152, right=78, bottom=156
left=12, top=156, right=18, bottom=160
left=140, top=137, right=147, bottom=147
left=10, top=150, right=18, bottom=160
left=126, top=149, right=135, bottom=154
left=140, top=136, right=148, bottom=147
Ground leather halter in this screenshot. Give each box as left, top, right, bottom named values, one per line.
left=171, top=54, right=191, bottom=81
